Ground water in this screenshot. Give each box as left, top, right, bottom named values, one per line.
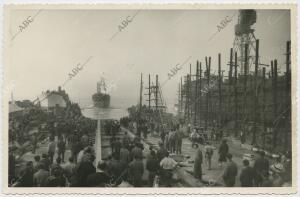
left=79, top=97, right=132, bottom=120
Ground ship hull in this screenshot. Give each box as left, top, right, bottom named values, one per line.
left=92, top=93, right=110, bottom=108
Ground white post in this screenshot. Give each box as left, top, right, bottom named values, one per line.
left=95, top=119, right=102, bottom=164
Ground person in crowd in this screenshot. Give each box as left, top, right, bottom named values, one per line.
left=40, top=153, right=51, bottom=171
left=191, top=128, right=198, bottom=148
left=193, top=144, right=203, bottom=180
left=239, top=159, right=255, bottom=187
left=9, top=152, right=16, bottom=185
left=57, top=136, right=66, bottom=162
left=146, top=150, right=159, bottom=186
left=270, top=165, right=284, bottom=187
left=113, top=138, right=122, bottom=157
left=120, top=144, right=130, bottom=166
left=86, top=161, right=110, bottom=187
left=69, top=132, right=80, bottom=163
left=33, top=155, right=41, bottom=173
left=154, top=144, right=165, bottom=165
left=33, top=163, right=50, bottom=187
left=46, top=165, right=66, bottom=187
left=110, top=136, right=117, bottom=154
left=168, top=130, right=176, bottom=153
left=17, top=161, right=34, bottom=187
left=118, top=172, right=133, bottom=187
left=77, top=146, right=92, bottom=164
left=160, top=152, right=177, bottom=187
left=48, top=136, right=56, bottom=164
left=131, top=142, right=143, bottom=160
left=108, top=152, right=126, bottom=185
left=142, top=123, right=148, bottom=139
left=81, top=147, right=94, bottom=163
left=240, top=131, right=246, bottom=145
left=175, top=127, right=183, bottom=155
left=51, top=157, right=63, bottom=173
left=261, top=171, right=272, bottom=187
left=62, top=157, right=76, bottom=184
left=218, top=139, right=229, bottom=167
left=253, top=151, right=270, bottom=187
left=204, top=143, right=214, bottom=170
left=164, top=131, right=169, bottom=151
left=77, top=154, right=96, bottom=187
left=160, top=129, right=166, bottom=145
left=81, top=132, right=89, bottom=148
left=129, top=155, right=144, bottom=187
left=222, top=153, right=238, bottom=187
left=32, top=132, right=38, bottom=154
left=122, top=131, right=131, bottom=148
left=282, top=150, right=292, bottom=183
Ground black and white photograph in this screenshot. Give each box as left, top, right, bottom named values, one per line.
left=3, top=3, right=297, bottom=193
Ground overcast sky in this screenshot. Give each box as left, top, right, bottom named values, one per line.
left=6, top=9, right=290, bottom=107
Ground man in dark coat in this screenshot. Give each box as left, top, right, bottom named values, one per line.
left=18, top=161, right=34, bottom=187
left=240, top=159, right=255, bottom=187
left=77, top=155, right=96, bottom=186
left=218, top=139, right=229, bottom=167
left=129, top=155, right=144, bottom=187
left=86, top=161, right=110, bottom=187
left=108, top=153, right=126, bottom=185
left=253, top=151, right=270, bottom=186
left=222, top=153, right=238, bottom=187
left=156, top=141, right=168, bottom=162
left=146, top=150, right=159, bottom=186
left=131, top=143, right=143, bottom=160
left=193, top=144, right=203, bottom=180
left=120, top=145, right=130, bottom=166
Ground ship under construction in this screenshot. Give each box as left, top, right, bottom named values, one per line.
left=177, top=10, right=291, bottom=154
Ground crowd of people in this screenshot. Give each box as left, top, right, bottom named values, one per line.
left=191, top=139, right=292, bottom=187
left=9, top=120, right=181, bottom=187
left=9, top=111, right=292, bottom=188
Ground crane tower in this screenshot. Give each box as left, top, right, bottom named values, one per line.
left=233, top=10, right=257, bottom=75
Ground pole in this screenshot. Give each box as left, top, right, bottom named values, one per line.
left=262, top=67, right=266, bottom=149
left=148, top=74, right=151, bottom=110
left=155, top=75, right=158, bottom=112
left=234, top=52, right=238, bottom=137
left=180, top=77, right=183, bottom=117
left=194, top=61, right=199, bottom=124
left=189, top=64, right=192, bottom=120
left=243, top=44, right=248, bottom=134
left=199, top=63, right=202, bottom=126
left=273, top=59, right=278, bottom=148
left=229, top=48, right=233, bottom=84
left=252, top=39, right=259, bottom=145
left=218, top=53, right=222, bottom=128
left=95, top=119, right=102, bottom=164
left=285, top=41, right=291, bottom=150
left=139, top=73, right=143, bottom=111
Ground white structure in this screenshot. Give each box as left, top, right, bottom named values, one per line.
left=40, top=92, right=67, bottom=108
